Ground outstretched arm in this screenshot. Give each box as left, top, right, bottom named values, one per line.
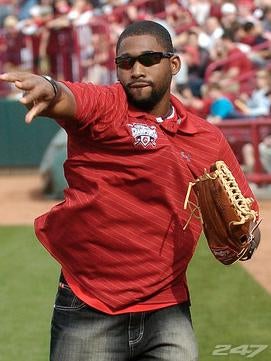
left=0, top=72, right=76, bottom=123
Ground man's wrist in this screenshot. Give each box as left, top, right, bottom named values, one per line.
left=41, top=75, right=58, bottom=98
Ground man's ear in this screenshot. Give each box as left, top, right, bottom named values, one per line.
left=170, top=55, right=181, bottom=75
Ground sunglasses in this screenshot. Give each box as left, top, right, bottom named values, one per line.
left=115, top=51, right=174, bottom=70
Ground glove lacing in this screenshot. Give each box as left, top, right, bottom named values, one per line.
left=183, top=161, right=258, bottom=230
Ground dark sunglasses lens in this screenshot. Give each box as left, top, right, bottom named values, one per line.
left=116, top=52, right=166, bottom=69
left=117, top=57, right=134, bottom=69
left=139, top=53, right=162, bottom=66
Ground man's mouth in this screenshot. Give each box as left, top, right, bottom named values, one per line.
left=128, top=82, right=152, bottom=88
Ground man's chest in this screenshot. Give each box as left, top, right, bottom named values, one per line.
left=69, top=117, right=220, bottom=181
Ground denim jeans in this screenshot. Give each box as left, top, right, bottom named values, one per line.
left=50, top=275, right=198, bottom=361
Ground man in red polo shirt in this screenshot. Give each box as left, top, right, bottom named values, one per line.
left=0, top=20, right=260, bottom=361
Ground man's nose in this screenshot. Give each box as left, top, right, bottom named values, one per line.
left=131, top=61, right=146, bottom=78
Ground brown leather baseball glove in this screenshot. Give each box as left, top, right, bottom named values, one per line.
left=184, top=161, right=261, bottom=265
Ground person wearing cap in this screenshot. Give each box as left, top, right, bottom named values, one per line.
left=220, top=2, right=239, bottom=31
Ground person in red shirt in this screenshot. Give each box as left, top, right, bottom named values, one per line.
left=207, top=29, right=254, bottom=94
left=221, top=31, right=253, bottom=74
left=0, top=20, right=261, bottom=361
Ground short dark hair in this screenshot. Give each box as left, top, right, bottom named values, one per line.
left=116, top=20, right=174, bottom=54
left=243, top=21, right=254, bottom=32
left=221, top=29, right=235, bottom=42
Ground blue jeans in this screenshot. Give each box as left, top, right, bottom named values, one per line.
left=50, top=275, right=198, bottom=361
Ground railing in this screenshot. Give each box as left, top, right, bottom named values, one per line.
left=218, top=118, right=271, bottom=185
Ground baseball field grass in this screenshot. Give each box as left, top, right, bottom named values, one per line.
left=0, top=226, right=270, bottom=361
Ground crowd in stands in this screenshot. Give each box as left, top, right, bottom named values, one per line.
left=1, top=0, right=271, bottom=175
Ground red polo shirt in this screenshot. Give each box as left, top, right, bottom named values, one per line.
left=35, top=82, right=258, bottom=314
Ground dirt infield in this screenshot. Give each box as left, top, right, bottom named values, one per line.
left=241, top=199, right=271, bottom=294
left=0, top=170, right=56, bottom=225
left=0, top=170, right=270, bottom=294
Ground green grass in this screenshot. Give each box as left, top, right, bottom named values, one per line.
left=188, top=236, right=271, bottom=360
left=0, top=226, right=59, bottom=361
left=0, top=226, right=270, bottom=361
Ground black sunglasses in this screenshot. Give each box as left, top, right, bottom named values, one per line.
left=115, top=51, right=174, bottom=70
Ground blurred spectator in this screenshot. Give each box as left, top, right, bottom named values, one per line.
left=180, top=30, right=210, bottom=96
left=208, top=0, right=224, bottom=19
left=68, top=0, right=94, bottom=25
left=100, top=0, right=130, bottom=15
left=241, top=82, right=271, bottom=174
left=242, top=133, right=271, bottom=174
left=165, top=2, right=195, bottom=33
left=0, top=14, right=30, bottom=96
left=176, top=83, right=210, bottom=117
left=238, top=0, right=257, bottom=21
left=18, top=0, right=39, bottom=21
left=220, top=2, right=239, bottom=31
left=261, top=6, right=271, bottom=38
left=207, top=30, right=253, bottom=93
left=82, top=32, right=115, bottom=84
left=17, top=0, right=54, bottom=73
left=259, top=134, right=271, bottom=173
left=197, top=16, right=224, bottom=50
left=39, top=128, right=68, bottom=199
left=235, top=21, right=267, bottom=46
left=259, top=137, right=271, bottom=173
left=0, top=0, right=16, bottom=27
left=1, top=0, right=271, bottom=184
left=39, top=0, right=82, bottom=80
left=206, top=83, right=242, bottom=123
left=235, top=69, right=271, bottom=117
left=90, top=0, right=102, bottom=8
left=0, top=0, right=271, bottom=96
left=184, top=0, right=211, bottom=26
left=1, top=15, right=27, bottom=72
left=233, top=21, right=271, bottom=66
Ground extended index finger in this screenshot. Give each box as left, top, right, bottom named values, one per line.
left=0, top=72, right=30, bottom=83
left=0, top=72, right=39, bottom=94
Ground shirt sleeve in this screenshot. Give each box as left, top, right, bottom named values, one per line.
left=60, top=81, right=125, bottom=130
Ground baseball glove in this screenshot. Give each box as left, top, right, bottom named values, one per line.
left=184, top=161, right=260, bottom=265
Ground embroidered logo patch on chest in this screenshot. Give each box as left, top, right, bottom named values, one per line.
left=128, top=123, right=158, bottom=148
